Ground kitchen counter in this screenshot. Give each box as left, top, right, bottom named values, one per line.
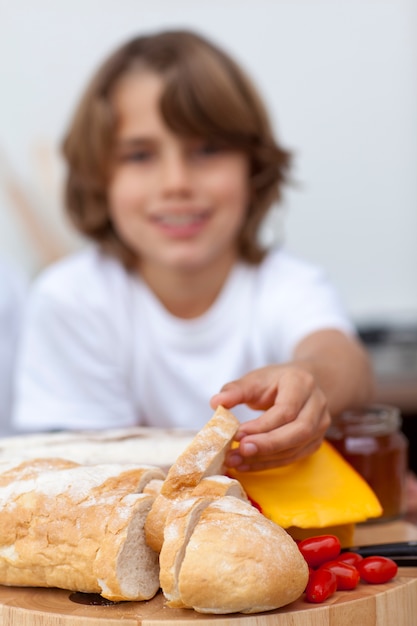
left=355, top=517, right=417, bottom=544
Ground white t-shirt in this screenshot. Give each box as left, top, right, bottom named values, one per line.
left=13, top=246, right=354, bottom=432
left=0, top=259, right=27, bottom=436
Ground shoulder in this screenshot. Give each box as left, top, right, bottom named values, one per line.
left=253, top=247, right=354, bottom=357
left=256, top=246, right=350, bottom=313
left=31, top=246, right=129, bottom=309
left=256, top=247, right=328, bottom=291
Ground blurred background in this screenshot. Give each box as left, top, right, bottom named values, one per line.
left=0, top=0, right=416, bottom=444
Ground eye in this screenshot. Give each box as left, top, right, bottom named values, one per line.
left=114, top=139, right=157, bottom=164
left=119, top=149, right=154, bottom=163
left=191, top=141, right=224, bottom=158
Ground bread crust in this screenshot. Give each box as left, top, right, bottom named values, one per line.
left=143, top=478, right=163, bottom=497
left=0, top=411, right=309, bottom=613
left=145, top=406, right=239, bottom=552
left=94, top=493, right=160, bottom=601
left=0, top=459, right=162, bottom=600
left=159, top=497, right=214, bottom=607
left=160, top=405, right=239, bottom=498
left=191, top=475, right=248, bottom=501
left=144, top=492, right=173, bottom=553
left=176, top=497, right=309, bottom=614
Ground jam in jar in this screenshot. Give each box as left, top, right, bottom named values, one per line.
left=326, top=404, right=409, bottom=521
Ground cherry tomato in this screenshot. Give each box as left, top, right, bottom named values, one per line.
left=298, top=535, right=341, bottom=568
left=334, top=552, right=363, bottom=567
left=320, top=560, right=360, bottom=590
left=357, top=556, right=398, bottom=584
left=305, top=568, right=337, bottom=603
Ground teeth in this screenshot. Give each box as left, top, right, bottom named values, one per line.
left=157, top=214, right=204, bottom=226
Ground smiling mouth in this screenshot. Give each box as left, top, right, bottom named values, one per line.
left=153, top=212, right=209, bottom=227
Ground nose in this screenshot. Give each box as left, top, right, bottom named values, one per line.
left=161, top=149, right=191, bottom=196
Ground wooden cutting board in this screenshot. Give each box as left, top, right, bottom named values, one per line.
left=1, top=433, right=416, bottom=625
left=0, top=567, right=416, bottom=626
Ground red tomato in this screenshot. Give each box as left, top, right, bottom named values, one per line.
left=320, top=560, right=360, bottom=590
left=305, top=568, right=337, bottom=603
left=298, top=535, right=342, bottom=568
left=357, top=556, right=398, bottom=584
left=334, top=552, right=363, bottom=567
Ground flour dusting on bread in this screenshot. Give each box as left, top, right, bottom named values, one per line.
left=145, top=405, right=240, bottom=552
left=174, top=495, right=309, bottom=614
left=0, top=460, right=162, bottom=601
left=0, top=406, right=309, bottom=613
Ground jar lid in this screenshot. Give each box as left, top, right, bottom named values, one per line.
left=327, top=404, right=402, bottom=438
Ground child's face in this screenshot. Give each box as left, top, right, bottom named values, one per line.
left=107, top=71, right=250, bottom=277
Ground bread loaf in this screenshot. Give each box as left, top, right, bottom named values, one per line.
left=145, top=405, right=239, bottom=552
left=0, top=427, right=195, bottom=467
left=160, top=495, right=309, bottom=614
left=0, top=410, right=310, bottom=614
left=0, top=459, right=164, bottom=601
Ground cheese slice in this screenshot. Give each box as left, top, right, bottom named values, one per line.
left=229, top=441, right=382, bottom=546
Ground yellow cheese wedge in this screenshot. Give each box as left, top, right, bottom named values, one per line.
left=229, top=440, right=382, bottom=547
left=285, top=523, right=356, bottom=548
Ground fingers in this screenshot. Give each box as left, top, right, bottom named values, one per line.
left=228, top=435, right=324, bottom=472
left=232, top=368, right=316, bottom=438
left=210, top=367, right=282, bottom=412
left=210, top=381, right=246, bottom=411
left=225, top=392, right=330, bottom=472
left=212, top=364, right=331, bottom=472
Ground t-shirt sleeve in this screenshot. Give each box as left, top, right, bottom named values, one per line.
left=12, top=282, right=137, bottom=433
left=264, top=256, right=356, bottom=362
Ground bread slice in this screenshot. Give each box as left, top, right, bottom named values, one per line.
left=143, top=478, right=163, bottom=497
left=144, top=493, right=173, bottom=553
left=93, top=493, right=160, bottom=601
left=145, top=405, right=239, bottom=552
left=166, top=496, right=309, bottom=614
left=0, top=460, right=162, bottom=600
left=160, top=405, right=240, bottom=498
left=191, top=475, right=248, bottom=501
left=159, top=497, right=214, bottom=607
left=147, top=474, right=248, bottom=560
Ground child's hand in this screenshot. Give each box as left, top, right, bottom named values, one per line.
left=210, top=364, right=331, bottom=472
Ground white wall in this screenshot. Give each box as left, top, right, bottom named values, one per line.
left=0, top=0, right=416, bottom=324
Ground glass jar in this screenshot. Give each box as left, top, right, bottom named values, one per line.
left=326, top=404, right=409, bottom=522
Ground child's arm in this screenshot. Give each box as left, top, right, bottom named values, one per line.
left=210, top=329, right=374, bottom=472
